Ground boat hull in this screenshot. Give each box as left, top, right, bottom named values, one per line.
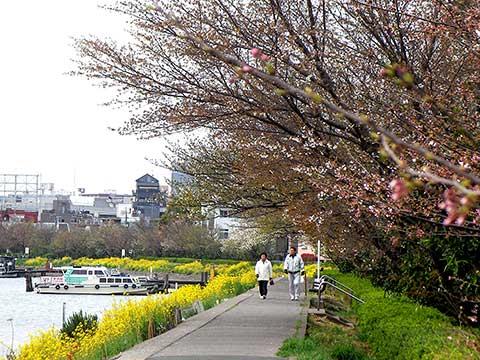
left=36, top=284, right=149, bottom=295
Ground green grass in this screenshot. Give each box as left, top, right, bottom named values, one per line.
left=278, top=317, right=368, bottom=360
left=279, top=269, right=480, bottom=360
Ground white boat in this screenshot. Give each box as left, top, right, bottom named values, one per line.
left=35, top=266, right=149, bottom=295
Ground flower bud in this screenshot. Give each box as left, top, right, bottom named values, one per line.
left=250, top=48, right=262, bottom=58
left=260, top=54, right=270, bottom=62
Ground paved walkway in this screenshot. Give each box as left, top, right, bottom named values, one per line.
left=116, top=278, right=307, bottom=360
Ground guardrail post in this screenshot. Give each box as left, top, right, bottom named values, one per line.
left=25, top=272, right=33, bottom=292
left=174, top=308, right=182, bottom=326
left=304, top=275, right=308, bottom=296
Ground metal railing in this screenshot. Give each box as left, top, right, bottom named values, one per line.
left=311, top=275, right=365, bottom=305
left=316, top=275, right=355, bottom=293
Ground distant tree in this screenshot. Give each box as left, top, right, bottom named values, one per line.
left=164, top=220, right=221, bottom=259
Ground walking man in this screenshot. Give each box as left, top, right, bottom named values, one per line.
left=283, top=246, right=305, bottom=301
left=255, top=252, right=273, bottom=299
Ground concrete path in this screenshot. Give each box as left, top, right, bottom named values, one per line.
left=115, top=278, right=307, bottom=360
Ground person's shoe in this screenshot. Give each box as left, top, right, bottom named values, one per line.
left=260, top=295, right=264, bottom=299
left=262, top=295, right=266, bottom=300
left=294, top=297, right=299, bottom=301
left=290, top=297, right=295, bottom=301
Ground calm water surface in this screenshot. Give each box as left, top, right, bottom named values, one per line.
left=0, top=278, right=136, bottom=355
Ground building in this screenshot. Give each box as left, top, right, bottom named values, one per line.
left=170, top=171, right=192, bottom=196
left=202, top=207, right=240, bottom=240
left=39, top=192, right=135, bottom=227
left=133, top=174, right=167, bottom=222
left=0, top=209, right=38, bottom=223
left=116, top=203, right=139, bottom=225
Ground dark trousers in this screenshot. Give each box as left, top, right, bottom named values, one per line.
left=258, top=280, right=268, bottom=296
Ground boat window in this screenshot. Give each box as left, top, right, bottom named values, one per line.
left=123, top=278, right=132, bottom=283
left=95, top=270, right=104, bottom=276
left=107, top=278, right=114, bottom=283
left=72, top=270, right=87, bottom=275
left=99, top=278, right=106, bottom=283
left=115, top=278, right=122, bottom=283
left=88, top=270, right=93, bottom=275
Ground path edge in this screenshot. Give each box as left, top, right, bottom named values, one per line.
left=112, top=278, right=285, bottom=360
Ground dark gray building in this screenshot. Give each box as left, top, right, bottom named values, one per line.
left=133, top=174, right=167, bottom=221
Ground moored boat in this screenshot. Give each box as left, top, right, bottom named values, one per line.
left=35, top=266, right=149, bottom=295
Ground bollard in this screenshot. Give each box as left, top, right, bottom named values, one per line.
left=62, top=302, right=66, bottom=326
left=210, top=265, right=216, bottom=280
left=304, top=275, right=308, bottom=297
left=164, top=273, right=169, bottom=293
left=174, top=308, right=182, bottom=326
left=25, top=273, right=33, bottom=292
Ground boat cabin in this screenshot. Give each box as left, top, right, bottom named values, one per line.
left=0, top=256, right=16, bottom=274
left=60, top=266, right=139, bottom=286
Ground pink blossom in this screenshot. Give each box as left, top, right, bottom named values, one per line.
left=467, top=315, right=478, bottom=323
left=439, top=188, right=463, bottom=225
left=250, top=48, right=262, bottom=58
left=379, top=68, right=389, bottom=77
left=455, top=214, right=466, bottom=225
left=228, top=76, right=238, bottom=84
left=260, top=54, right=271, bottom=62
left=242, top=65, right=253, bottom=73
left=390, top=237, right=400, bottom=248
left=415, top=228, right=425, bottom=238
left=474, top=209, right=480, bottom=224
left=443, top=217, right=453, bottom=226
left=389, top=179, right=408, bottom=201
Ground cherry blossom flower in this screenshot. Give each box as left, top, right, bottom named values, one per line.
left=389, top=179, right=408, bottom=201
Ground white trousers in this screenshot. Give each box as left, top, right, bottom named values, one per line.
left=288, top=272, right=301, bottom=299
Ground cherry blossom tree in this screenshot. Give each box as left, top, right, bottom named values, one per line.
left=74, top=0, right=479, bottom=324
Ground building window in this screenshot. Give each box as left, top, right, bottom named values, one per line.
left=219, top=209, right=232, bottom=218
left=72, top=270, right=87, bottom=275
left=218, top=229, right=229, bottom=240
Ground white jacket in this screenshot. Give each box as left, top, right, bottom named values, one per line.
left=284, top=254, right=304, bottom=273
left=255, top=260, right=273, bottom=281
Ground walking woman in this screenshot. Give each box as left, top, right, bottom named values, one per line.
left=255, top=252, right=273, bottom=299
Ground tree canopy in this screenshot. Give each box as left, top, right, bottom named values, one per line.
left=74, top=0, right=480, bottom=325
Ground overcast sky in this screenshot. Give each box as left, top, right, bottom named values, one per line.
left=0, top=1, right=172, bottom=194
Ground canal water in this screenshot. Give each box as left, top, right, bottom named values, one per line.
left=0, top=278, right=136, bottom=355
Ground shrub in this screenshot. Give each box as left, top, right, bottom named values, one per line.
left=52, top=257, right=73, bottom=267
left=173, top=261, right=206, bottom=274
left=23, top=257, right=49, bottom=267
left=61, top=311, right=98, bottom=338
left=219, top=261, right=252, bottom=276
left=331, top=344, right=367, bottom=360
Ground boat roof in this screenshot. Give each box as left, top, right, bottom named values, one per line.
left=56, top=265, right=110, bottom=271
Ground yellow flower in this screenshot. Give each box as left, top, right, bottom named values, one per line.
left=17, top=262, right=258, bottom=360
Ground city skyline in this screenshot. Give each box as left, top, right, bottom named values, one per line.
left=0, top=1, right=173, bottom=193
